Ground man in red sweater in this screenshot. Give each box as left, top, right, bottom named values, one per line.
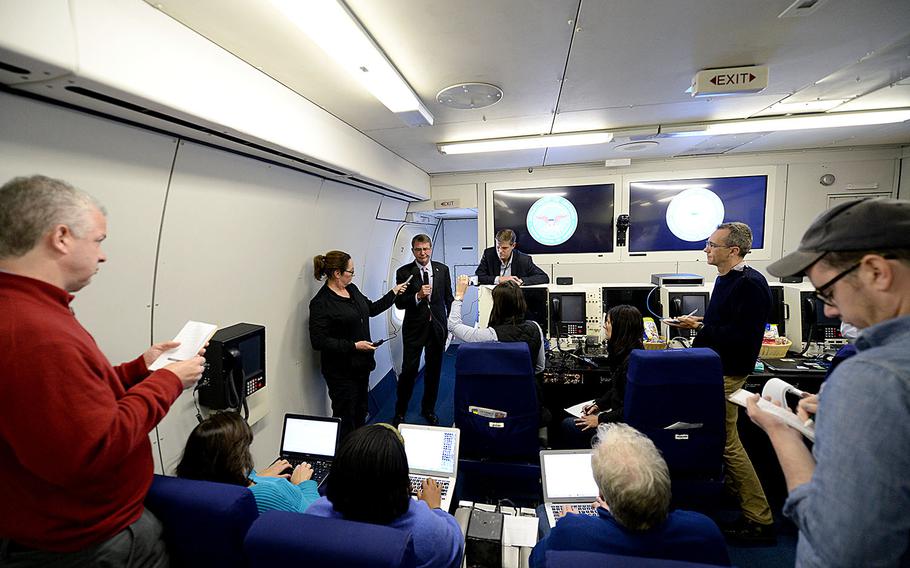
left=0, top=175, right=205, bottom=566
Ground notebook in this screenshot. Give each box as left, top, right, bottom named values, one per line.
left=398, top=423, right=460, bottom=513
left=540, top=449, right=600, bottom=528
left=277, top=414, right=341, bottom=487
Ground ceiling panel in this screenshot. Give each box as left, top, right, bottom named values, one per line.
left=143, top=0, right=910, bottom=175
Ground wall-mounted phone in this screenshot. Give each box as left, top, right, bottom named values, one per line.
left=198, top=323, right=266, bottom=418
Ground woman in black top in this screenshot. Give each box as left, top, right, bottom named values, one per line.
left=560, top=304, right=644, bottom=446
left=309, top=250, right=406, bottom=438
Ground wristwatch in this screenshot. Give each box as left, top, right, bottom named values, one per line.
left=696, top=322, right=705, bottom=331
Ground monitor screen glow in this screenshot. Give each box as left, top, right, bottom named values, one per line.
left=492, top=184, right=615, bottom=255
left=629, top=176, right=767, bottom=252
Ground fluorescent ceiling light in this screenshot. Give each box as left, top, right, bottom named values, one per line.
left=664, top=108, right=910, bottom=137
left=271, top=0, right=433, bottom=127
left=438, top=131, right=613, bottom=155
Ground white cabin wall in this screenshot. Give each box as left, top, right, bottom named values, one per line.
left=0, top=91, right=409, bottom=474
left=430, top=147, right=905, bottom=285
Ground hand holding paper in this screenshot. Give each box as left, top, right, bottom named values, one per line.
left=148, top=321, right=217, bottom=371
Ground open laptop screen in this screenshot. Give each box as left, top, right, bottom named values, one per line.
left=400, top=427, right=457, bottom=475
left=281, top=416, right=339, bottom=457
left=542, top=452, right=599, bottom=500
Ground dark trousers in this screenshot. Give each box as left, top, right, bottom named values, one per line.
left=558, top=416, right=597, bottom=449
left=396, top=331, right=444, bottom=417
left=324, top=372, right=369, bottom=439
left=0, top=508, right=167, bottom=568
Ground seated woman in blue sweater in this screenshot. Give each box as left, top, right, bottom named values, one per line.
left=560, top=304, right=643, bottom=447
left=176, top=411, right=318, bottom=514
left=305, top=424, right=463, bottom=568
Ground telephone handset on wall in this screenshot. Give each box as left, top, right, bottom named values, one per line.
left=224, top=347, right=245, bottom=410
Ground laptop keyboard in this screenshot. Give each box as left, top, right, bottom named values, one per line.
left=549, top=503, right=597, bottom=519
left=409, top=475, right=450, bottom=498
left=287, top=458, right=331, bottom=483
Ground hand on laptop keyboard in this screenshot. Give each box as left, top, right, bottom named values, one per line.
left=290, top=462, right=313, bottom=485
left=417, top=478, right=442, bottom=510
left=260, top=459, right=293, bottom=478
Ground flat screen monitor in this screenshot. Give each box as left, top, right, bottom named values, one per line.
left=521, top=287, right=549, bottom=331
left=680, top=294, right=707, bottom=319
left=602, top=286, right=659, bottom=319
left=491, top=184, right=614, bottom=255
left=628, top=175, right=767, bottom=252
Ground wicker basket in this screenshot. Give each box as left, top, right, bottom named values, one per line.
left=644, top=338, right=668, bottom=350
left=759, top=338, right=792, bottom=359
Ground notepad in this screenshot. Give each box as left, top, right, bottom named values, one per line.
left=148, top=321, right=218, bottom=370
left=729, top=388, right=815, bottom=442
left=564, top=399, right=596, bottom=419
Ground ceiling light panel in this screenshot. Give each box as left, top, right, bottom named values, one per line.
left=438, top=131, right=613, bottom=155
left=270, top=0, right=432, bottom=126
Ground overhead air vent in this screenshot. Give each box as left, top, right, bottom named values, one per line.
left=778, top=0, right=829, bottom=18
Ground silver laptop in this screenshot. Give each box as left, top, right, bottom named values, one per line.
left=398, top=423, right=460, bottom=512
left=277, top=414, right=341, bottom=487
left=540, top=449, right=600, bottom=527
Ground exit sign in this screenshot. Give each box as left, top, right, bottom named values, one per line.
left=690, top=65, right=768, bottom=96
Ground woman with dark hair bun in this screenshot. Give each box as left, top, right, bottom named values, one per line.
left=176, top=411, right=318, bottom=514
left=305, top=424, right=463, bottom=568
left=309, top=251, right=407, bottom=438
left=561, top=304, right=644, bottom=446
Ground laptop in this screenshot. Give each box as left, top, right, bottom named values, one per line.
left=398, top=423, right=460, bottom=513
left=277, top=414, right=341, bottom=487
left=540, top=449, right=600, bottom=528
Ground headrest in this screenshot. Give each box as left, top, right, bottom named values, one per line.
left=455, top=342, right=533, bottom=376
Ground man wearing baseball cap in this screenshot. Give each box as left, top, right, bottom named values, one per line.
left=747, top=197, right=910, bottom=567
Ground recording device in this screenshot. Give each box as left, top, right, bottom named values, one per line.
left=555, top=276, right=573, bottom=285
left=465, top=508, right=503, bottom=568
left=371, top=338, right=387, bottom=347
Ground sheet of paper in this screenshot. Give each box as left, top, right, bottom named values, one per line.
left=564, top=399, right=595, bottom=419
left=149, top=321, right=218, bottom=370
left=501, top=515, right=538, bottom=547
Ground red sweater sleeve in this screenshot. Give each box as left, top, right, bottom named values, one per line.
left=2, top=342, right=182, bottom=485
left=112, top=355, right=151, bottom=388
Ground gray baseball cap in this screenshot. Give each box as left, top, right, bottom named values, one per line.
left=768, top=197, right=910, bottom=278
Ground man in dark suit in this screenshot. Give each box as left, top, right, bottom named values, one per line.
left=393, top=234, right=454, bottom=426
left=475, top=228, right=549, bottom=286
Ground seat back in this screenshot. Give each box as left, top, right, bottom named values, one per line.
left=454, top=342, right=538, bottom=460
left=623, top=348, right=725, bottom=479
left=546, top=550, right=726, bottom=567
left=243, top=511, right=416, bottom=568
left=145, top=474, right=258, bottom=568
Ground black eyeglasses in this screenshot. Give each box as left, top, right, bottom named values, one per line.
left=814, top=262, right=860, bottom=307
left=343, top=269, right=355, bottom=275
left=705, top=240, right=732, bottom=249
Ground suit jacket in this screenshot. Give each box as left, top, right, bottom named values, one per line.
left=395, top=261, right=454, bottom=343
left=475, top=248, right=549, bottom=286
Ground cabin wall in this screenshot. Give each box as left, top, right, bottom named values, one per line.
left=0, top=91, right=428, bottom=473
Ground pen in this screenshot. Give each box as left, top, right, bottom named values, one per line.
left=684, top=308, right=698, bottom=317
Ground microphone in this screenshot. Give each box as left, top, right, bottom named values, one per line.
left=421, top=268, right=430, bottom=305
